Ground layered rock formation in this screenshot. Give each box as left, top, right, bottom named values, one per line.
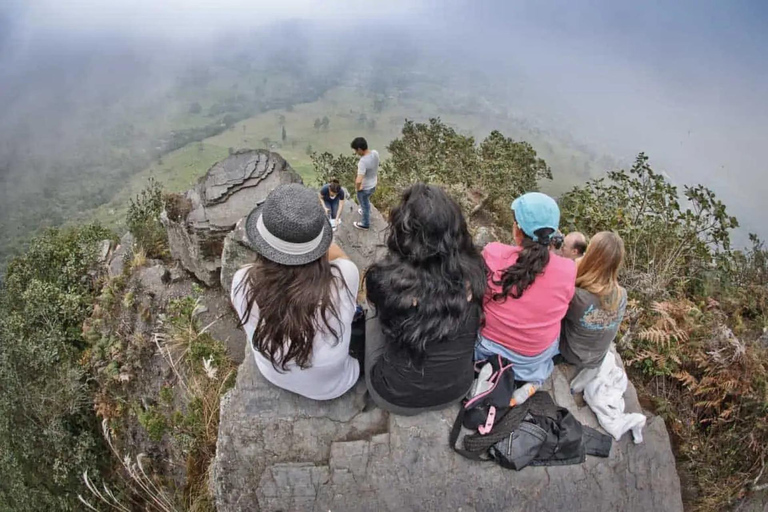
left=162, top=150, right=302, bottom=286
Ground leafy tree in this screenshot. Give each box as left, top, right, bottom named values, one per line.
left=311, top=152, right=358, bottom=194
left=281, top=125, right=287, bottom=143
left=0, top=224, right=114, bottom=511
left=560, top=153, right=739, bottom=295
left=305, top=143, right=313, bottom=156
left=261, top=137, right=271, bottom=148
left=380, top=118, right=551, bottom=222
left=188, top=102, right=202, bottom=114
left=476, top=130, right=551, bottom=215
left=313, top=118, right=321, bottom=131
left=278, top=114, right=286, bottom=125
left=321, top=116, right=330, bottom=131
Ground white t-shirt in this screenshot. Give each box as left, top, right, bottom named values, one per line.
left=230, top=259, right=360, bottom=400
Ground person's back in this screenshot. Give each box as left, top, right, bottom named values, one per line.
left=358, top=150, right=379, bottom=189
left=351, top=137, right=379, bottom=230
left=482, top=242, right=576, bottom=355
left=365, top=184, right=486, bottom=414
left=559, top=231, right=627, bottom=368
left=476, top=192, right=575, bottom=406
left=230, top=184, right=360, bottom=400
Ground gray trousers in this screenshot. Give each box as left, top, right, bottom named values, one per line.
left=364, top=312, right=465, bottom=416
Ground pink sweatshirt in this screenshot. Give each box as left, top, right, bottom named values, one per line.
left=481, top=242, right=576, bottom=356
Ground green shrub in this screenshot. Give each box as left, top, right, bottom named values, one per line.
left=0, top=224, right=114, bottom=511
left=381, top=118, right=551, bottom=219
left=312, top=151, right=358, bottom=194
left=560, top=153, right=738, bottom=297
left=126, top=177, right=168, bottom=258
left=137, top=406, right=169, bottom=442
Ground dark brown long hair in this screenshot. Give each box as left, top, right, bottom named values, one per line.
left=235, top=254, right=348, bottom=371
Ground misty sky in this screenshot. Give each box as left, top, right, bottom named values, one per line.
left=2, top=0, right=767, bottom=241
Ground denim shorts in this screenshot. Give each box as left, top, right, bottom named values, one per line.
left=475, top=335, right=560, bottom=384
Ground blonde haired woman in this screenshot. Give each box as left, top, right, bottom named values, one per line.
left=559, top=231, right=627, bottom=368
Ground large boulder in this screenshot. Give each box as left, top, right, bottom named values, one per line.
left=162, top=150, right=302, bottom=287
left=220, top=195, right=388, bottom=293
left=212, top=348, right=683, bottom=512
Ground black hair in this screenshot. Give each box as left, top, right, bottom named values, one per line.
left=366, top=184, right=487, bottom=365
left=492, top=213, right=553, bottom=301
left=351, top=137, right=368, bottom=151
left=329, top=178, right=341, bottom=194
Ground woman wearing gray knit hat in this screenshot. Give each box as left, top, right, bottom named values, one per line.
left=230, top=183, right=361, bottom=400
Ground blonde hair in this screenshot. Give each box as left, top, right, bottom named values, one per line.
left=575, top=231, right=625, bottom=310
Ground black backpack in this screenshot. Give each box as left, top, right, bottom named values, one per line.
left=450, top=357, right=612, bottom=470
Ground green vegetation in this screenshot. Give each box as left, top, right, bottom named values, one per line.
left=0, top=224, right=114, bottom=512
left=127, top=177, right=168, bottom=259
left=378, top=118, right=552, bottom=223
left=560, top=152, right=739, bottom=297
left=561, top=155, right=768, bottom=510
left=85, top=277, right=236, bottom=511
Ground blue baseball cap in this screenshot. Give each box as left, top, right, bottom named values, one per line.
left=510, top=192, right=560, bottom=242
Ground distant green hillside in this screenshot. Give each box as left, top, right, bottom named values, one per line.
left=83, top=86, right=613, bottom=232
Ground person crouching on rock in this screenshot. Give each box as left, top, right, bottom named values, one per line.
left=230, top=183, right=361, bottom=400
left=319, top=178, right=345, bottom=230
left=559, top=231, right=627, bottom=370
left=476, top=192, right=576, bottom=406
left=364, top=184, right=487, bottom=415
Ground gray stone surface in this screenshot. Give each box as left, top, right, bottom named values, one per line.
left=107, top=232, right=134, bottom=278
left=220, top=218, right=255, bottom=294
left=472, top=226, right=497, bottom=249
left=162, top=150, right=302, bottom=287
left=213, top=352, right=683, bottom=512
left=333, top=198, right=388, bottom=278
left=97, top=239, right=112, bottom=263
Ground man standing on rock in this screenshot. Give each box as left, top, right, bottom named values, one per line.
left=351, top=137, right=379, bottom=231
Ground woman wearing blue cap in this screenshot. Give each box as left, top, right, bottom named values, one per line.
left=476, top=192, right=576, bottom=406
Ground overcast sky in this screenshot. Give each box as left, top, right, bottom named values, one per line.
left=1, top=0, right=766, bottom=241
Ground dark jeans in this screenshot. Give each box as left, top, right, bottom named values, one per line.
left=323, top=199, right=339, bottom=220
left=357, top=187, right=376, bottom=227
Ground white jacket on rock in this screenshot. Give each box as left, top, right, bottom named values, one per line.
left=570, top=350, right=647, bottom=444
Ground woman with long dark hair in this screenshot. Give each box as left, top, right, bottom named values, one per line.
left=477, top=192, right=576, bottom=406
left=231, top=184, right=360, bottom=400
left=365, top=184, right=487, bottom=415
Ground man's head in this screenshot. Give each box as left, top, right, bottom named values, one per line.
left=559, top=232, right=588, bottom=260
left=351, top=137, right=368, bottom=156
